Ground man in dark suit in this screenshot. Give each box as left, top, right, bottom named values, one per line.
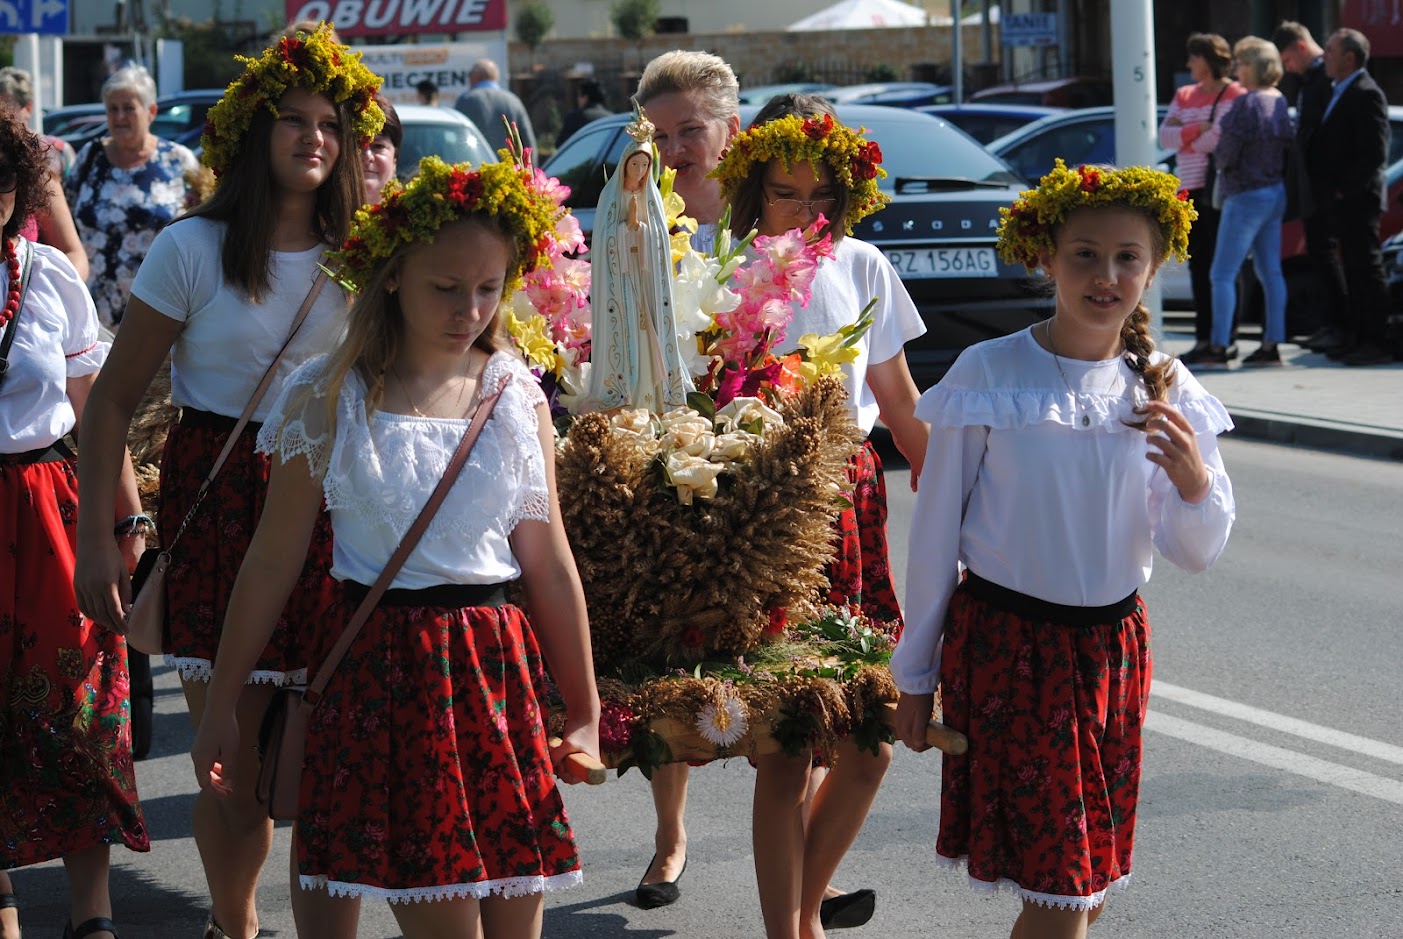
left=1304, top=28, right=1394, bottom=364
left=1274, top=21, right=1336, bottom=348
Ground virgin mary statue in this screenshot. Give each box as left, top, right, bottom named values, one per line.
left=586, top=114, right=695, bottom=412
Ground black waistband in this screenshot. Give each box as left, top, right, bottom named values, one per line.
left=343, top=580, right=510, bottom=609
left=1, top=437, right=75, bottom=465
left=963, top=571, right=1139, bottom=627
left=179, top=408, right=261, bottom=433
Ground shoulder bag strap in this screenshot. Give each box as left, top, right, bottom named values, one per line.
left=302, top=387, right=504, bottom=708
left=163, top=269, right=329, bottom=553
left=1209, top=83, right=1229, bottom=121
left=0, top=239, right=36, bottom=387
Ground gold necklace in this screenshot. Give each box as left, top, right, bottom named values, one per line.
left=391, top=365, right=472, bottom=418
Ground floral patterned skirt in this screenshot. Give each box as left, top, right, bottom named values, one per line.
left=158, top=409, right=336, bottom=684
left=0, top=455, right=149, bottom=867
left=295, top=593, right=582, bottom=901
left=826, top=440, right=903, bottom=635
left=935, top=575, right=1152, bottom=910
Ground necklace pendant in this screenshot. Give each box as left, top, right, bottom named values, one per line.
left=1081, top=414, right=1090, bottom=427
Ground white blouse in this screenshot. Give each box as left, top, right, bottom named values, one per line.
left=0, top=241, right=107, bottom=452
left=131, top=217, right=348, bottom=423
left=890, top=327, right=1236, bottom=695
left=258, top=351, right=551, bottom=589
left=779, top=237, right=926, bottom=435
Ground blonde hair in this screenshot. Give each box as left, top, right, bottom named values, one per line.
left=1233, top=36, right=1284, bottom=87
left=636, top=50, right=739, bottom=124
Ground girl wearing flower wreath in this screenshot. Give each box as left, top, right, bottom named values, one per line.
left=74, top=23, right=381, bottom=939
left=0, top=103, right=148, bottom=939
left=191, top=154, right=600, bottom=938
left=892, top=161, right=1236, bottom=937
left=712, top=94, right=928, bottom=939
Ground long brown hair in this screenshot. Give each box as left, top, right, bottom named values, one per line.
left=181, top=97, right=364, bottom=302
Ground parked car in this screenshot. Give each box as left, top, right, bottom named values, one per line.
left=541, top=105, right=1048, bottom=383
left=823, top=82, right=953, bottom=108
left=972, top=76, right=1114, bottom=109
left=918, top=102, right=1065, bottom=145
left=42, top=102, right=105, bottom=138
left=395, top=103, right=494, bottom=171
left=738, top=82, right=838, bottom=105
left=986, top=105, right=1173, bottom=186
left=149, top=88, right=225, bottom=148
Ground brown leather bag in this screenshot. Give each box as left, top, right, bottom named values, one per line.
left=124, top=273, right=328, bottom=655
left=254, top=389, right=502, bottom=820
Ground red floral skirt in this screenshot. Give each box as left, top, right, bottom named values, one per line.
left=935, top=576, right=1152, bottom=910
left=295, top=593, right=582, bottom=901
left=826, top=440, right=903, bottom=635
left=158, top=409, right=336, bottom=684
left=0, top=455, right=149, bottom=867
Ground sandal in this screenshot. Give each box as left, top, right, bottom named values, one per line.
left=203, top=916, right=258, bottom=939
left=62, top=918, right=118, bottom=939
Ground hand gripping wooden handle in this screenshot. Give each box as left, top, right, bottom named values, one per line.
left=880, top=701, right=969, bottom=755
left=549, top=738, right=608, bottom=785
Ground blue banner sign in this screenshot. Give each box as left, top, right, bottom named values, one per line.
left=0, top=0, right=69, bottom=35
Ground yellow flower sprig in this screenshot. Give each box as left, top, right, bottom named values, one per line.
left=710, top=113, right=890, bottom=234
left=327, top=155, right=564, bottom=294
left=796, top=297, right=877, bottom=384
left=200, top=22, right=384, bottom=179
left=996, top=159, right=1197, bottom=271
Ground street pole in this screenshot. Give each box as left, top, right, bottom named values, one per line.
left=1110, top=0, right=1162, bottom=331
left=952, top=2, right=963, bottom=104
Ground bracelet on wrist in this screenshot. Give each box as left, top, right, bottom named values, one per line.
left=114, top=513, right=155, bottom=538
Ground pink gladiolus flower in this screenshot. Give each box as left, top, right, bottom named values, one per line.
left=531, top=168, right=571, bottom=205
left=553, top=213, right=587, bottom=256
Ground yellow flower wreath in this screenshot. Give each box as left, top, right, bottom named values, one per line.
left=710, top=113, right=890, bottom=234
left=996, top=159, right=1197, bottom=272
left=200, top=22, right=384, bottom=179
left=327, top=155, right=564, bottom=294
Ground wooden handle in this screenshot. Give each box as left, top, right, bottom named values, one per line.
left=880, top=701, right=968, bottom=756
left=549, top=738, right=608, bottom=785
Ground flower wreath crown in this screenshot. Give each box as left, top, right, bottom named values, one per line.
left=996, top=159, right=1197, bottom=272
left=200, top=22, right=384, bottom=179
left=327, top=155, right=564, bottom=294
left=710, top=113, right=890, bottom=234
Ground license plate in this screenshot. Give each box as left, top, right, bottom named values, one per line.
left=885, top=247, right=999, bottom=278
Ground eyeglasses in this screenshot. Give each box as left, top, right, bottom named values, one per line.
left=0, top=165, right=16, bottom=194
left=765, top=194, right=838, bottom=216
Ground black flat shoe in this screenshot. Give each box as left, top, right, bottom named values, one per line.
left=820, top=888, right=876, bottom=929
left=63, top=917, right=118, bottom=939
left=635, top=853, right=687, bottom=909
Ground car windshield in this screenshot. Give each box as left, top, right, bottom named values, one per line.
left=860, top=114, right=1022, bottom=188
left=399, top=121, right=494, bottom=170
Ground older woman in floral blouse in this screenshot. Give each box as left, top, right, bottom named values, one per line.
left=66, top=64, right=197, bottom=329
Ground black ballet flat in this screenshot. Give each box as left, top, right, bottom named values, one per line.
left=820, top=888, right=876, bottom=929
left=635, top=853, right=687, bottom=909
left=63, top=917, right=119, bottom=939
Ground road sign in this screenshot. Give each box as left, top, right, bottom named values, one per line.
left=1001, top=12, right=1058, bottom=48
left=0, top=0, right=68, bottom=35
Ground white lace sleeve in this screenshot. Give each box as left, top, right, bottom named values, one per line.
left=485, top=353, right=552, bottom=530
left=255, top=355, right=336, bottom=478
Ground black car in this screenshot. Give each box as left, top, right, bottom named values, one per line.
left=541, top=105, right=1047, bottom=383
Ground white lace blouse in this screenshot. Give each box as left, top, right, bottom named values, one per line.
left=257, top=351, right=551, bottom=589
left=890, top=327, right=1237, bottom=695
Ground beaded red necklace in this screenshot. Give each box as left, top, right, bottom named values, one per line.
left=0, top=239, right=20, bottom=329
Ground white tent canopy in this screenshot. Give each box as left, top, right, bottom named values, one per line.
left=787, top=0, right=930, bottom=31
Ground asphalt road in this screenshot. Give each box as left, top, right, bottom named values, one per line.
left=11, top=437, right=1403, bottom=938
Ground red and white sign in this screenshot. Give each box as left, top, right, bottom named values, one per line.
left=285, top=0, right=506, bottom=38
left=1341, top=0, right=1403, bottom=59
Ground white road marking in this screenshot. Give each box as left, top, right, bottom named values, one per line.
left=1144, top=712, right=1403, bottom=807
left=1151, top=680, right=1403, bottom=766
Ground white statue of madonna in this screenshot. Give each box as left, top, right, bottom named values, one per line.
left=586, top=116, right=695, bottom=412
